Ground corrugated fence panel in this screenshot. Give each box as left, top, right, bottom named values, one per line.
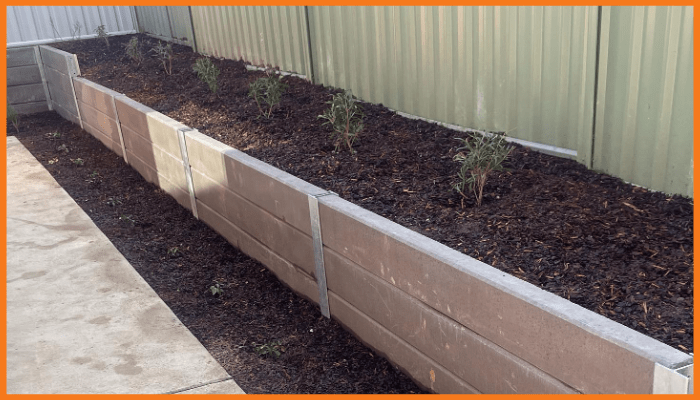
left=307, top=6, right=597, bottom=155
left=133, top=6, right=194, bottom=47
left=594, top=6, right=693, bottom=197
left=190, top=6, right=310, bottom=77
left=7, top=6, right=136, bottom=48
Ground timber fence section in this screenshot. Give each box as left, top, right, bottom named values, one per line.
left=6, top=46, right=51, bottom=114
left=41, top=45, right=694, bottom=395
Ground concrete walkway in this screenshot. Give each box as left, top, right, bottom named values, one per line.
left=6, top=136, right=245, bottom=394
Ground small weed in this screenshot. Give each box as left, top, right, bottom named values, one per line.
left=192, top=57, right=220, bottom=94
left=57, top=144, right=69, bottom=153
left=48, top=157, right=59, bottom=165
left=248, top=71, right=287, bottom=119
left=119, top=214, right=135, bottom=225
left=210, top=283, right=224, bottom=296
left=7, top=104, right=19, bottom=134
left=453, top=132, right=513, bottom=207
left=106, top=197, right=122, bottom=207
left=94, top=25, right=109, bottom=47
left=151, top=41, right=173, bottom=75
left=125, top=37, right=144, bottom=65
left=253, top=341, right=285, bottom=358
left=71, top=158, right=84, bottom=166
left=167, top=246, right=180, bottom=257
left=45, top=132, right=61, bottom=140
left=85, top=171, right=101, bottom=183
left=318, top=90, right=365, bottom=154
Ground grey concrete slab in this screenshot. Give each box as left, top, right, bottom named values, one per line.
left=6, top=136, right=245, bottom=394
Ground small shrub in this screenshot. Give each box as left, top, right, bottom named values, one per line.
left=253, top=341, right=285, bottom=358
left=318, top=90, right=364, bottom=154
left=94, top=25, right=109, bottom=47
left=453, top=132, right=513, bottom=207
left=124, top=37, right=144, bottom=65
left=192, top=57, right=220, bottom=94
left=248, top=71, right=287, bottom=119
left=209, top=283, right=224, bottom=296
left=7, top=104, right=19, bottom=134
left=151, top=41, right=173, bottom=75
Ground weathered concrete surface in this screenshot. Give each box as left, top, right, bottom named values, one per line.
left=6, top=137, right=245, bottom=394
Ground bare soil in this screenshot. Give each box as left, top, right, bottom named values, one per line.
left=25, top=34, right=693, bottom=375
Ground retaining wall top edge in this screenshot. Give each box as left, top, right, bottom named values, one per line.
left=185, top=129, right=234, bottom=153
left=39, top=44, right=77, bottom=59
left=74, top=77, right=123, bottom=98
left=317, top=194, right=692, bottom=368
left=115, top=95, right=156, bottom=114
left=222, top=148, right=328, bottom=197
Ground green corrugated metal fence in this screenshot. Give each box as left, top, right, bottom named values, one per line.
left=594, top=6, right=693, bottom=197
left=134, top=6, right=195, bottom=47
left=190, top=6, right=311, bottom=78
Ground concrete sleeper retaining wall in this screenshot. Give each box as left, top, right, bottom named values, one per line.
left=6, top=46, right=51, bottom=114
left=40, top=45, right=694, bottom=394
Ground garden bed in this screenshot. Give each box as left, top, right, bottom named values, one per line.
left=30, top=34, right=694, bottom=393
left=10, top=112, right=426, bottom=394
left=52, top=34, right=693, bottom=353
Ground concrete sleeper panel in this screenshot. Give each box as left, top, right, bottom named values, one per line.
left=324, top=248, right=577, bottom=394
left=39, top=46, right=74, bottom=76
left=196, top=201, right=319, bottom=304
left=328, top=293, right=480, bottom=394
left=73, top=77, right=121, bottom=119
left=115, top=96, right=152, bottom=138
left=7, top=65, right=42, bottom=86
left=8, top=84, right=47, bottom=104
left=77, top=101, right=120, bottom=143
left=223, top=187, right=315, bottom=276
left=191, top=168, right=226, bottom=217
left=317, top=194, right=691, bottom=393
left=225, top=149, right=328, bottom=236
left=7, top=47, right=37, bottom=67
left=12, top=103, right=50, bottom=115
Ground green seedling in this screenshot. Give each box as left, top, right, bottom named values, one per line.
left=318, top=90, right=365, bottom=154
left=453, top=132, right=513, bottom=207
left=94, top=24, right=109, bottom=47
left=248, top=71, right=287, bottom=119
left=106, top=197, right=122, bottom=207
left=192, top=57, right=220, bottom=94
left=57, top=144, right=69, bottom=153
left=119, top=214, right=135, bottom=225
left=125, top=37, right=144, bottom=65
left=45, top=132, right=61, bottom=140
left=7, top=104, right=19, bottom=134
left=151, top=41, right=173, bottom=75
left=71, top=158, right=84, bottom=166
left=167, top=246, right=180, bottom=257
left=252, top=341, right=285, bottom=358
left=210, top=283, right=224, bottom=296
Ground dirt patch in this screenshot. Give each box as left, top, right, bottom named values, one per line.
left=11, top=113, right=426, bottom=394
left=48, top=34, right=693, bottom=354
